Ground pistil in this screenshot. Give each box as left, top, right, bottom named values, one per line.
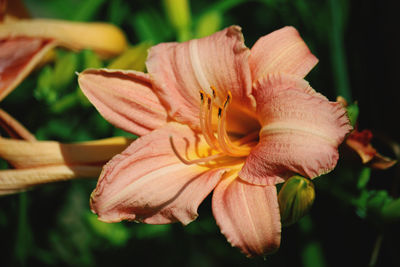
left=169, top=136, right=224, bottom=165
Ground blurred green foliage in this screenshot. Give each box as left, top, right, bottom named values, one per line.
left=1, top=0, right=399, bottom=266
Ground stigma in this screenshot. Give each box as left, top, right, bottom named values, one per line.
left=170, top=86, right=258, bottom=165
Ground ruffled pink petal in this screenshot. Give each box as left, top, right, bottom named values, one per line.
left=0, top=37, right=56, bottom=101
left=212, top=173, right=281, bottom=257
left=78, top=68, right=168, bottom=136
left=90, top=122, right=226, bottom=225
left=249, top=26, right=318, bottom=82
left=239, top=73, right=352, bottom=185
left=146, top=26, right=253, bottom=131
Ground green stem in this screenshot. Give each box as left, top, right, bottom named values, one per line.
left=299, top=216, right=327, bottom=267
left=369, top=233, right=383, bottom=267
left=329, top=0, right=352, bottom=101
left=15, top=193, right=31, bottom=266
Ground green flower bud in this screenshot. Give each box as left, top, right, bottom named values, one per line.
left=108, top=42, right=151, bottom=71
left=278, top=175, right=315, bottom=226
left=195, top=11, right=222, bottom=38
left=163, top=0, right=191, bottom=41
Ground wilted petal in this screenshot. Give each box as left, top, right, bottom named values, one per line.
left=146, top=26, right=253, bottom=131
left=0, top=136, right=132, bottom=168
left=212, top=172, right=281, bottom=257
left=0, top=19, right=127, bottom=58
left=346, top=129, right=397, bottom=169
left=240, top=73, right=351, bottom=185
left=249, top=26, right=318, bottom=81
left=346, top=129, right=375, bottom=163
left=91, top=122, right=227, bottom=225
left=0, top=165, right=101, bottom=195
left=1, top=0, right=30, bottom=20
left=369, top=154, right=397, bottom=169
left=0, top=37, right=56, bottom=101
left=78, top=69, right=168, bottom=136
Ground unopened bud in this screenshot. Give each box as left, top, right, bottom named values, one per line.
left=163, top=0, right=191, bottom=41
left=278, top=175, right=315, bottom=226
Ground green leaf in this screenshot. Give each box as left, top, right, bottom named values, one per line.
left=356, top=167, right=371, bottom=190
left=382, top=197, right=400, bottom=223
left=53, top=51, right=78, bottom=91
left=366, top=190, right=392, bottom=225
left=35, top=65, right=57, bottom=104
left=81, top=49, right=103, bottom=69
left=134, top=224, right=172, bottom=239
left=15, top=193, right=33, bottom=266
left=72, top=0, right=106, bottom=21
left=107, top=0, right=131, bottom=26
left=130, top=9, right=173, bottom=43
left=50, top=93, right=79, bottom=113
left=203, top=0, right=247, bottom=13
left=86, top=212, right=131, bottom=246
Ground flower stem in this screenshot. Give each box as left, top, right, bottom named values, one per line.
left=369, top=233, right=384, bottom=267
left=329, top=0, right=352, bottom=101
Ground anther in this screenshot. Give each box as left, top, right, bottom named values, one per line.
left=223, top=91, right=232, bottom=108
left=210, top=86, right=217, bottom=98
left=227, top=91, right=232, bottom=102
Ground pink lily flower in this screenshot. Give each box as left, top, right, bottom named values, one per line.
left=78, top=26, right=352, bottom=257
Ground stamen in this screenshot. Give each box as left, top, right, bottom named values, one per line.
left=198, top=90, right=206, bottom=133
left=199, top=90, right=218, bottom=150
left=217, top=93, right=253, bottom=157
left=169, top=136, right=224, bottom=165
left=199, top=91, right=204, bottom=102
left=234, top=131, right=259, bottom=146
left=210, top=85, right=217, bottom=98
left=205, top=95, right=221, bottom=148
left=218, top=107, right=222, bottom=117
left=203, top=94, right=220, bottom=150
left=198, top=88, right=257, bottom=160
left=224, top=91, right=232, bottom=108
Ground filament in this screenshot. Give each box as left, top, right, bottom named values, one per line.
left=169, top=136, right=224, bottom=165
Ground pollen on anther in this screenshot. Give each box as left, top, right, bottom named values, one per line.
left=199, top=90, right=205, bottom=102
left=223, top=91, right=232, bottom=108
left=210, top=86, right=217, bottom=98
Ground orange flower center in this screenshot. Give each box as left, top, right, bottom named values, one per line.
left=170, top=86, right=258, bottom=165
